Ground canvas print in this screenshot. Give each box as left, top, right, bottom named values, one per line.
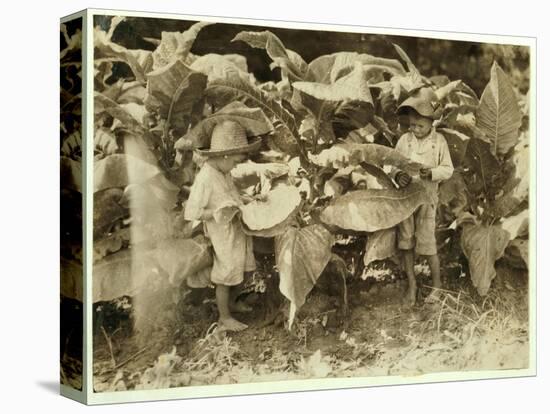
left=60, top=16, right=84, bottom=390
left=88, top=14, right=531, bottom=393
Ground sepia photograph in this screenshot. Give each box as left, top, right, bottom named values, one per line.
left=63, top=11, right=533, bottom=396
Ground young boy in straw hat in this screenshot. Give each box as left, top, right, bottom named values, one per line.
left=391, top=87, right=454, bottom=306
left=184, top=120, right=262, bottom=331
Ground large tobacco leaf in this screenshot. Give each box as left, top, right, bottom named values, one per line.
left=308, top=52, right=406, bottom=84
left=476, top=62, right=522, bottom=158
left=94, top=20, right=152, bottom=83
left=145, top=59, right=207, bottom=131
left=151, top=22, right=214, bottom=70
left=310, top=142, right=426, bottom=175
left=460, top=223, right=509, bottom=296
left=463, top=138, right=501, bottom=195
left=437, top=127, right=470, bottom=167
left=241, top=184, right=302, bottom=237
left=492, top=136, right=529, bottom=217
left=275, top=225, right=334, bottom=328
left=232, top=30, right=310, bottom=81
left=293, top=64, right=374, bottom=104
left=320, top=182, right=431, bottom=232
left=363, top=228, right=397, bottom=267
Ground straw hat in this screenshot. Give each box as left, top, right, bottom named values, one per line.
left=397, top=87, right=442, bottom=119
left=196, top=120, right=262, bottom=157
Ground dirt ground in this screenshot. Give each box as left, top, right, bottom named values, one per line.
left=90, top=258, right=530, bottom=392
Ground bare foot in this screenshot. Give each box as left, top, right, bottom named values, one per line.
left=230, top=300, right=252, bottom=314
left=218, top=317, right=248, bottom=332
left=403, top=285, right=417, bottom=307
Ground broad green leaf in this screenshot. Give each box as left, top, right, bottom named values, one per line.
left=232, top=30, right=309, bottom=81
left=309, top=142, right=426, bottom=175
left=437, top=127, right=470, bottom=167
left=151, top=22, right=214, bottom=69
left=275, top=224, right=334, bottom=328
left=145, top=59, right=207, bottom=132
left=241, top=184, right=302, bottom=236
left=476, top=62, right=522, bottom=157
left=94, top=154, right=161, bottom=192
left=179, top=101, right=273, bottom=149
left=460, top=223, right=509, bottom=296
left=320, top=182, right=431, bottom=232
left=363, top=228, right=397, bottom=267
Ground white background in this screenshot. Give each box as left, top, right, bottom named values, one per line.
left=0, top=0, right=547, bottom=412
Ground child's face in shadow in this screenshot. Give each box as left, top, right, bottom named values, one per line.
left=211, top=153, right=247, bottom=173
left=409, top=113, right=433, bottom=139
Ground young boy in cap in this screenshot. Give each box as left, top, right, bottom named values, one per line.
left=184, top=120, right=262, bottom=331
left=391, top=87, right=454, bottom=306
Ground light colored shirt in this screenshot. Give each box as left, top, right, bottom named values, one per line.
left=392, top=128, right=454, bottom=201
left=184, top=162, right=255, bottom=285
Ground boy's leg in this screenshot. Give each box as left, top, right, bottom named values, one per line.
left=425, top=254, right=442, bottom=304
left=398, top=212, right=417, bottom=306
left=229, top=282, right=252, bottom=313
left=216, top=284, right=248, bottom=331
left=427, top=254, right=442, bottom=289
left=402, top=249, right=417, bottom=306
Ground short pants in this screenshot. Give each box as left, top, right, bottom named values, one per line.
left=397, top=203, right=437, bottom=256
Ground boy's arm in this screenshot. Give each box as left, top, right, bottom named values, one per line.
left=389, top=135, right=407, bottom=180
left=430, top=136, right=454, bottom=181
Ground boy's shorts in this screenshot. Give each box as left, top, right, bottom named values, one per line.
left=397, top=203, right=437, bottom=256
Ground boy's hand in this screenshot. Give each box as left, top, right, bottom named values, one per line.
left=395, top=171, right=412, bottom=188
left=419, top=168, right=433, bottom=180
